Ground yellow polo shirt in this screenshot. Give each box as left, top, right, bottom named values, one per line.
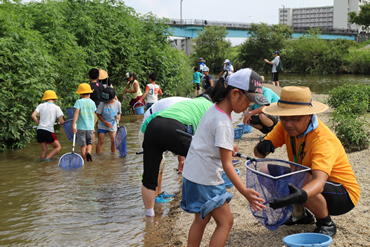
left=265, top=117, right=360, bottom=206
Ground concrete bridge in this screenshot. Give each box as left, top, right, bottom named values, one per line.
left=165, top=18, right=358, bottom=40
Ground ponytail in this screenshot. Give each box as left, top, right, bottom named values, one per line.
left=211, top=70, right=236, bottom=103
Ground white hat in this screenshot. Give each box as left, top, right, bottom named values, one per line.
left=224, top=59, right=230, bottom=63
left=227, top=68, right=270, bottom=106
left=202, top=66, right=209, bottom=72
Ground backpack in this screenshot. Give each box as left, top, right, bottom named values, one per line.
left=276, top=58, right=283, bottom=72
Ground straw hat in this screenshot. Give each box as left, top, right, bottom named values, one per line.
left=98, top=68, right=108, bottom=80
left=76, top=83, right=94, bottom=94
left=262, top=86, right=328, bottom=116
left=42, top=90, right=58, bottom=100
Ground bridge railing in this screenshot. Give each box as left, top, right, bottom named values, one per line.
left=164, top=18, right=358, bottom=35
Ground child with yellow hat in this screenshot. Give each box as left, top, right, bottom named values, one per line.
left=31, top=90, right=65, bottom=161
left=72, top=83, right=97, bottom=162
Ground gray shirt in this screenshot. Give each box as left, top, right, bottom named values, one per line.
left=96, top=100, right=122, bottom=131
left=182, top=104, right=234, bottom=186
left=271, top=56, right=280, bottom=73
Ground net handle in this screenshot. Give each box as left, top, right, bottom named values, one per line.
left=72, top=126, right=76, bottom=154
left=23, top=122, right=59, bottom=130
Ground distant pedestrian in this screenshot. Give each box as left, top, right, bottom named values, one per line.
left=202, top=67, right=213, bottom=92
left=264, top=51, right=280, bottom=87
left=31, top=90, right=65, bottom=161
left=223, top=59, right=234, bottom=73
left=198, top=57, right=206, bottom=75
left=192, top=67, right=203, bottom=95
left=138, top=72, right=163, bottom=109
left=122, top=72, right=145, bottom=114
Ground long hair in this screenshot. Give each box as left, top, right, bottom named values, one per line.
left=211, top=70, right=237, bottom=103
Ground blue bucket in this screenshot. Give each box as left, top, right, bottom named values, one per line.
left=283, top=233, right=332, bottom=247
left=66, top=107, right=76, bottom=120
left=133, top=102, right=145, bottom=115
left=237, top=123, right=252, bottom=134
left=234, top=127, right=243, bottom=139
left=222, top=168, right=240, bottom=188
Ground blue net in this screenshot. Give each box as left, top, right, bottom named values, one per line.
left=66, top=107, right=76, bottom=120
left=245, top=159, right=310, bottom=231
left=115, top=125, right=127, bottom=158
left=58, top=153, right=84, bottom=169
left=63, top=119, right=77, bottom=142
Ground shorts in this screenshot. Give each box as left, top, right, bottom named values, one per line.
left=146, top=103, right=154, bottom=109
left=37, top=129, right=57, bottom=144
left=322, top=179, right=355, bottom=216
left=98, top=129, right=109, bottom=135
left=77, top=130, right=94, bottom=147
left=249, top=114, right=279, bottom=134
left=129, top=95, right=145, bottom=109
left=181, top=177, right=233, bottom=219
left=193, top=83, right=200, bottom=90
left=272, top=72, right=279, bottom=82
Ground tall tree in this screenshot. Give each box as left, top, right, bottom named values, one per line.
left=349, top=3, right=370, bottom=31
left=238, top=23, right=292, bottom=73
left=191, top=25, right=231, bottom=73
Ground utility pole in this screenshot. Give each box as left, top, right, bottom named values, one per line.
left=180, top=0, right=183, bottom=24
left=282, top=5, right=285, bottom=25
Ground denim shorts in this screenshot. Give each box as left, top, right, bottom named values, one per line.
left=181, top=177, right=233, bottom=219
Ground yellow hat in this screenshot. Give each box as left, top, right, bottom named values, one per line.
left=98, top=68, right=108, bottom=80
left=76, top=83, right=94, bottom=94
left=42, top=90, right=58, bottom=100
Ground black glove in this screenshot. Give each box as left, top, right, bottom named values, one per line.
left=256, top=140, right=275, bottom=156
left=269, top=183, right=308, bottom=209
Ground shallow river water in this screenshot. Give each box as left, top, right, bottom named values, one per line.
left=1, top=73, right=370, bottom=246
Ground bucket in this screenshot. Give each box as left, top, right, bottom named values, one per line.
left=234, top=127, right=243, bottom=140
left=133, top=102, right=145, bottom=115
left=237, top=123, right=252, bottom=134
left=283, top=233, right=332, bottom=247
left=222, top=168, right=240, bottom=188
left=66, top=107, right=76, bottom=120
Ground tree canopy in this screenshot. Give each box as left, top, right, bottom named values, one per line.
left=191, top=25, right=231, bottom=73
left=349, top=3, right=370, bottom=31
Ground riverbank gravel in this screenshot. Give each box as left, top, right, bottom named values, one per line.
left=155, top=84, right=370, bottom=247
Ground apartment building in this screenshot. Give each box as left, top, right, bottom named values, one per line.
left=279, top=0, right=369, bottom=30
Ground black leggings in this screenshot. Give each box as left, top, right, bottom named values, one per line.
left=142, top=117, right=191, bottom=190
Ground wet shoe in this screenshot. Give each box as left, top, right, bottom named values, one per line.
left=155, top=195, right=171, bottom=203
left=314, top=220, right=337, bottom=237
left=159, top=191, right=175, bottom=198
left=283, top=209, right=315, bottom=226
left=42, top=158, right=52, bottom=162
left=86, top=153, right=92, bottom=162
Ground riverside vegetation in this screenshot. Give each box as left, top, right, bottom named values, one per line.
left=0, top=0, right=193, bottom=152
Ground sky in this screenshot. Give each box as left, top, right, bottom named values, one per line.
left=124, top=0, right=334, bottom=45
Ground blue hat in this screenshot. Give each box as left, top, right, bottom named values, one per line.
left=273, top=51, right=280, bottom=55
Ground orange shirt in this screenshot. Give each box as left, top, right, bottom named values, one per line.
left=265, top=117, right=360, bottom=206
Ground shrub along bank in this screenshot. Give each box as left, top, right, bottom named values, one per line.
left=0, top=0, right=192, bottom=152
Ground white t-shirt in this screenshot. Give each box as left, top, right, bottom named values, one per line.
left=35, top=102, right=64, bottom=133
left=223, top=64, right=234, bottom=72
left=143, top=97, right=190, bottom=122
left=271, top=56, right=280, bottom=73
left=182, top=104, right=234, bottom=186
left=145, top=84, right=162, bottom=104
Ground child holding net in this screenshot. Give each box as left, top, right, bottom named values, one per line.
left=181, top=69, right=269, bottom=246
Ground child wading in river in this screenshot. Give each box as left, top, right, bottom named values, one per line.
left=181, top=69, right=269, bottom=246
left=31, top=90, right=65, bottom=161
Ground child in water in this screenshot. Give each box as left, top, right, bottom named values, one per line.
left=31, top=90, right=65, bottom=161
left=181, top=68, right=269, bottom=246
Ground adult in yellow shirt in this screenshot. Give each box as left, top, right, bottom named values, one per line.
left=254, top=86, right=360, bottom=237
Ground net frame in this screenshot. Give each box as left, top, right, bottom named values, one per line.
left=115, top=125, right=127, bottom=158
left=63, top=119, right=77, bottom=142
left=245, top=158, right=310, bottom=231
left=58, top=132, right=83, bottom=169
